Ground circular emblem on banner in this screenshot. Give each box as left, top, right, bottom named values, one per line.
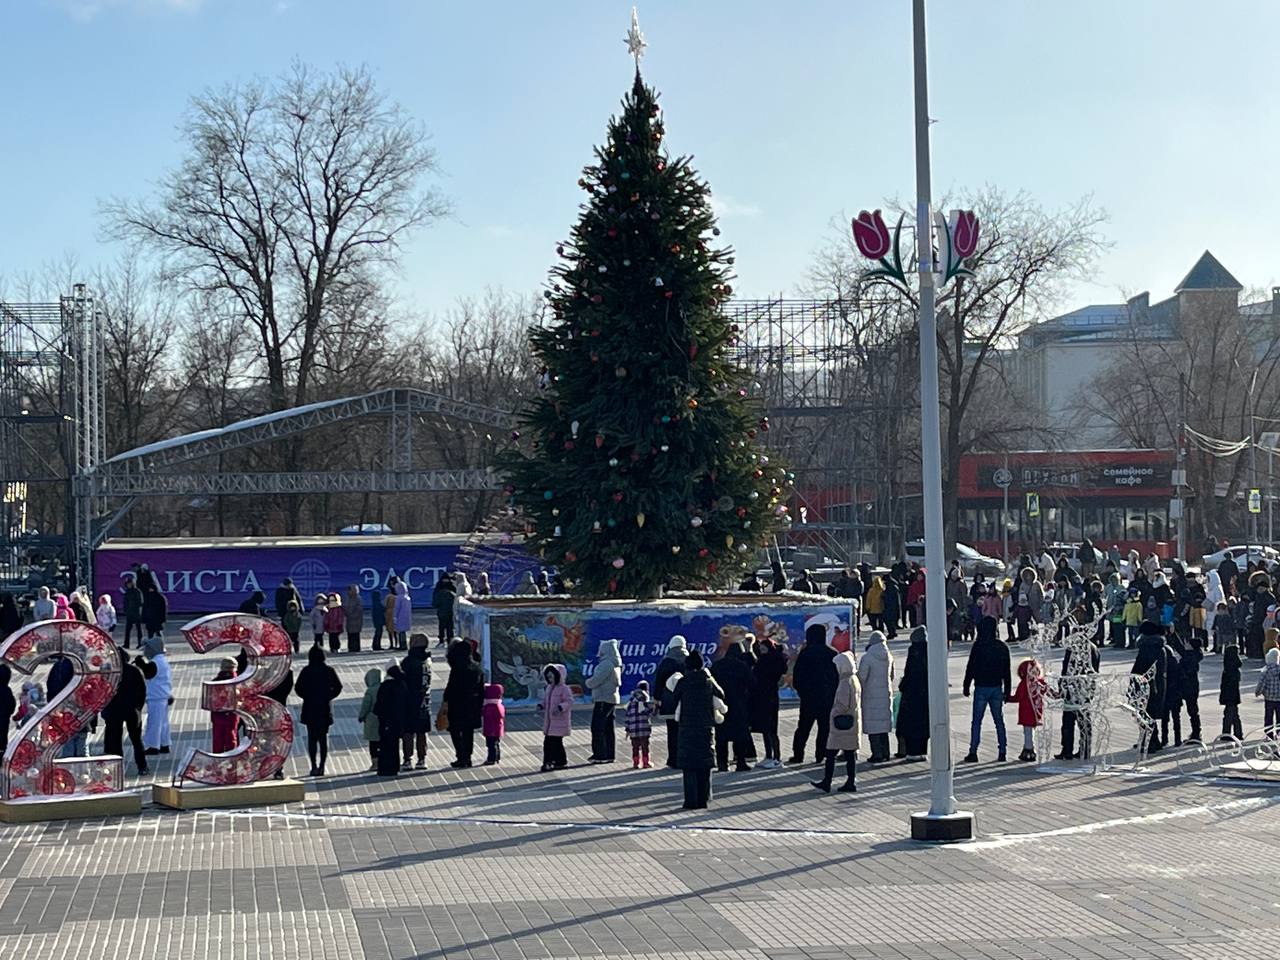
left=993, top=467, right=1013, bottom=489
left=289, top=559, right=331, bottom=597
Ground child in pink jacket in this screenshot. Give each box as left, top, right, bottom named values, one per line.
left=482, top=682, right=506, bottom=765
left=322, top=593, right=345, bottom=653
left=540, top=664, right=573, bottom=771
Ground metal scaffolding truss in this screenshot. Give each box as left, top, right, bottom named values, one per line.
left=725, top=296, right=908, bottom=563
left=87, top=468, right=499, bottom=497
left=100, top=387, right=515, bottom=474
left=0, top=286, right=104, bottom=584
left=83, top=387, right=516, bottom=575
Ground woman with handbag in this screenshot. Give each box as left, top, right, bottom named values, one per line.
left=671, top=650, right=726, bottom=810
left=814, top=650, right=861, bottom=793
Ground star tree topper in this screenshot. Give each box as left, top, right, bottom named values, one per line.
left=625, top=7, right=646, bottom=68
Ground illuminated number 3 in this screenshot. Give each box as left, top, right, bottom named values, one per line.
left=0, top=621, right=123, bottom=800
left=177, top=614, right=295, bottom=785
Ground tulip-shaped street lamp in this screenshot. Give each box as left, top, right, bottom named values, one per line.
left=850, top=0, right=978, bottom=842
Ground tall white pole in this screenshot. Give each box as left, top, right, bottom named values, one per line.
left=909, top=0, right=972, bottom=841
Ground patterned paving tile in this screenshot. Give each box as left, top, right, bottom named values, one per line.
left=0, top=911, right=364, bottom=960
left=343, top=853, right=690, bottom=907
left=709, top=882, right=1130, bottom=947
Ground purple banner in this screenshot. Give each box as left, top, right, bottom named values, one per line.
left=94, top=541, right=475, bottom=613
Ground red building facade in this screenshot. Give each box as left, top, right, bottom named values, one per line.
left=958, top=449, right=1177, bottom=560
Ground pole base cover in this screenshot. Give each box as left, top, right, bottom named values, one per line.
left=910, top=810, right=976, bottom=842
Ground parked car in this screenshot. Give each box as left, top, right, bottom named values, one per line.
left=1044, top=543, right=1131, bottom=578
left=903, top=540, right=1004, bottom=577
left=1202, top=544, right=1279, bottom=572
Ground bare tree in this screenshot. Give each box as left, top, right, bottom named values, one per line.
left=94, top=256, right=185, bottom=457
left=1079, top=289, right=1280, bottom=540
left=812, top=189, right=1105, bottom=551
left=104, top=62, right=448, bottom=413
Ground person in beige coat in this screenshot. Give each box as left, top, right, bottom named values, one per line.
left=814, top=650, right=861, bottom=793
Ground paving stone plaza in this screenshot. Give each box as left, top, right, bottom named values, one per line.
left=1, top=628, right=1276, bottom=960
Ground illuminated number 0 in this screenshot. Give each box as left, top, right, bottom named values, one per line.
left=177, top=614, right=295, bottom=785
left=0, top=621, right=123, bottom=799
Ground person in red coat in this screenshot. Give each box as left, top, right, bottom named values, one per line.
left=210, top=657, right=239, bottom=754
left=1008, top=657, right=1047, bottom=762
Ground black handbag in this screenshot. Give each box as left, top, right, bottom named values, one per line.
left=833, top=714, right=855, bottom=731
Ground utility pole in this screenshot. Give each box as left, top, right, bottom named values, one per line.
left=1252, top=414, right=1260, bottom=545
left=908, top=0, right=972, bottom=842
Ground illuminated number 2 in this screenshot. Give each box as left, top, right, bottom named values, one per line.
left=0, top=621, right=123, bottom=800
left=177, top=614, right=295, bottom=785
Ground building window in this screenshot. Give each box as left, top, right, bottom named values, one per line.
left=1063, top=507, right=1082, bottom=544
left=1125, top=508, right=1147, bottom=540
left=1104, top=507, right=1126, bottom=542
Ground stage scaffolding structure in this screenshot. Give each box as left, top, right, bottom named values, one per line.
left=726, top=297, right=908, bottom=565
left=0, top=285, right=104, bottom=587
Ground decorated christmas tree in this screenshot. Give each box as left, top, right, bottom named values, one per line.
left=500, top=22, right=790, bottom=599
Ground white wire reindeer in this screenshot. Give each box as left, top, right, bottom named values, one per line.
left=1027, top=602, right=1131, bottom=770
left=1120, top=662, right=1159, bottom=766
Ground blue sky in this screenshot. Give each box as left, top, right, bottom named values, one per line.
left=3, top=0, right=1278, bottom=317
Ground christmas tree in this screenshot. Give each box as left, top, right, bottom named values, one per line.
left=500, top=59, right=790, bottom=600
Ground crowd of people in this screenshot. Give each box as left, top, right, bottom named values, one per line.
left=10, top=542, right=1280, bottom=812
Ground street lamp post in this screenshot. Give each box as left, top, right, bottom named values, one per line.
left=849, top=0, right=977, bottom=841
left=907, top=0, right=974, bottom=843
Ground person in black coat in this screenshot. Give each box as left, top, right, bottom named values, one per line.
left=962, top=616, right=1012, bottom=763
left=121, top=578, right=144, bottom=649
left=1247, top=574, right=1275, bottom=660
left=787, top=623, right=838, bottom=764
left=238, top=590, right=266, bottom=617
left=1217, top=555, right=1239, bottom=592
left=1161, top=636, right=1186, bottom=747
left=1178, top=637, right=1204, bottom=743
left=1130, top=620, right=1168, bottom=752
left=710, top=641, right=754, bottom=772
left=769, top=561, right=787, bottom=593
left=141, top=586, right=167, bottom=640
left=432, top=574, right=458, bottom=646
left=0, top=663, right=15, bottom=757
left=749, top=636, right=788, bottom=766
left=896, top=627, right=930, bottom=759
left=374, top=664, right=408, bottom=777
left=443, top=639, right=483, bottom=768
left=294, top=645, right=342, bottom=776
left=671, top=650, right=725, bottom=809
left=654, top=636, right=688, bottom=768
left=0, top=593, right=20, bottom=639
left=400, top=638, right=433, bottom=769
left=274, top=579, right=301, bottom=618
left=1219, top=644, right=1243, bottom=740
left=101, top=656, right=148, bottom=775
left=881, top=581, right=901, bottom=639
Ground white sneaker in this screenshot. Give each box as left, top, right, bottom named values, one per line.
left=414, top=759, right=426, bottom=770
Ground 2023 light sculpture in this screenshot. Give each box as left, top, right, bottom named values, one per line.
left=0, top=620, right=124, bottom=799
left=175, top=614, right=295, bottom=786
